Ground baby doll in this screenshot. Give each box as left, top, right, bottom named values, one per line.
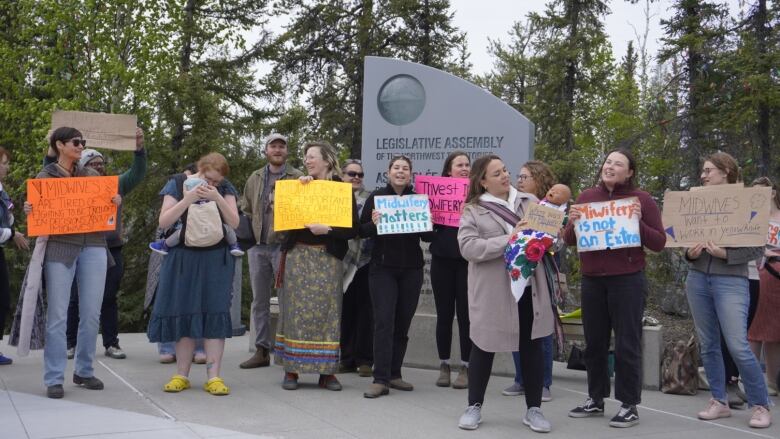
left=540, top=183, right=571, bottom=210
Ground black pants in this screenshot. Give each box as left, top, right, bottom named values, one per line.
left=431, top=255, right=470, bottom=362
left=722, top=278, right=760, bottom=382
left=0, top=249, right=9, bottom=340
left=468, top=288, right=542, bottom=408
left=581, top=272, right=646, bottom=405
left=369, top=264, right=423, bottom=384
left=340, top=264, right=374, bottom=367
left=67, top=246, right=124, bottom=349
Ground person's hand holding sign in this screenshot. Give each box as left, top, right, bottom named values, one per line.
left=23, top=201, right=32, bottom=215
left=13, top=232, right=29, bottom=251
left=512, top=219, right=529, bottom=236
left=629, top=199, right=642, bottom=221
left=112, top=194, right=122, bottom=206
left=305, top=223, right=331, bottom=235
left=372, top=209, right=381, bottom=225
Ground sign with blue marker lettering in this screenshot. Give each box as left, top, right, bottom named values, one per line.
left=572, top=197, right=641, bottom=252
left=375, top=194, right=433, bottom=235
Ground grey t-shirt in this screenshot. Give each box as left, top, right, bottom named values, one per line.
left=260, top=167, right=285, bottom=243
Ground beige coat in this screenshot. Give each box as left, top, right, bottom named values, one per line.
left=458, top=194, right=555, bottom=353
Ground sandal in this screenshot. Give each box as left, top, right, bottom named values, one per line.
left=203, top=377, right=230, bottom=395
left=163, top=374, right=190, bottom=392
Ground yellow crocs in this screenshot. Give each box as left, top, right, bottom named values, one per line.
left=163, top=375, right=190, bottom=392
left=203, top=377, right=230, bottom=395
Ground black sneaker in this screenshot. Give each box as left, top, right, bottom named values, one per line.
left=569, top=397, right=605, bottom=418
left=609, top=404, right=639, bottom=428
left=73, top=373, right=104, bottom=390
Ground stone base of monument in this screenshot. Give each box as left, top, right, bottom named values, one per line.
left=247, top=302, right=663, bottom=390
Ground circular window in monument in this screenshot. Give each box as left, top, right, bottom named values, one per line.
left=377, top=74, right=426, bottom=126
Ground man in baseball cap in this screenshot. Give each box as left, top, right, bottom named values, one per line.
left=239, top=133, right=302, bottom=368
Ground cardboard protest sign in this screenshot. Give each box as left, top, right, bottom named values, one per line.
left=274, top=180, right=353, bottom=231
left=767, top=221, right=780, bottom=248
left=524, top=203, right=566, bottom=236
left=662, top=186, right=772, bottom=247
left=572, top=197, right=641, bottom=252
left=375, top=194, right=432, bottom=235
left=27, top=176, right=119, bottom=236
left=414, top=175, right=468, bottom=227
left=50, top=111, right=137, bottom=151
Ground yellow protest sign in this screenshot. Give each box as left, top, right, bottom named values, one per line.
left=273, top=180, right=353, bottom=231
left=662, top=185, right=772, bottom=247
left=27, top=176, right=119, bottom=236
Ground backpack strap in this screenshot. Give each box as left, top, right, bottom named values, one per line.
left=173, top=174, right=189, bottom=240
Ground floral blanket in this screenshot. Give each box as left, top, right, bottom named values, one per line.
left=504, top=230, right=555, bottom=302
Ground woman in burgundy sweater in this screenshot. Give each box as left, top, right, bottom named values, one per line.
left=562, top=148, right=665, bottom=428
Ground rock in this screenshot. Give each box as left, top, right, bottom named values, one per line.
left=660, top=286, right=690, bottom=317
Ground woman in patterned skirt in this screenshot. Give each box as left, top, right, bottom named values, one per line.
left=275, top=141, right=358, bottom=391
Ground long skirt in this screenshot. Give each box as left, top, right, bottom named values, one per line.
left=275, top=245, right=342, bottom=374
left=748, top=260, right=780, bottom=343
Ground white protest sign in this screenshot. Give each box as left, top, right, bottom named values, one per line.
left=375, top=194, right=432, bottom=235
left=572, top=197, right=641, bottom=252
left=51, top=111, right=137, bottom=151
left=768, top=220, right=780, bottom=249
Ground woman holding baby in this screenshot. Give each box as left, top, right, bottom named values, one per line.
left=147, top=152, right=239, bottom=396
left=456, top=155, right=556, bottom=433
left=562, top=148, right=665, bottom=428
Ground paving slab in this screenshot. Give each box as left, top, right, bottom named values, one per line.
left=0, top=333, right=777, bottom=438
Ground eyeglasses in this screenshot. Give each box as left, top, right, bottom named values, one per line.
left=346, top=171, right=364, bottom=178
left=701, top=167, right=717, bottom=175
left=67, top=138, right=87, bottom=148
left=517, top=174, right=531, bottom=182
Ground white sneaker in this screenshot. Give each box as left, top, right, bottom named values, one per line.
left=542, top=387, right=552, bottom=402
left=523, top=407, right=551, bottom=433
left=458, top=404, right=482, bottom=430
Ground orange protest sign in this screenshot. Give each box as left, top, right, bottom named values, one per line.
left=26, top=176, right=119, bottom=236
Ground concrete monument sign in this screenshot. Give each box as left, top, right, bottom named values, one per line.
left=361, top=56, right=534, bottom=189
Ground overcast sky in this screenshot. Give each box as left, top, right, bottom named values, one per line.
left=449, top=0, right=745, bottom=75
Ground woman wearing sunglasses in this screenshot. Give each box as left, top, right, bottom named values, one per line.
left=339, top=159, right=375, bottom=377
left=24, top=127, right=121, bottom=399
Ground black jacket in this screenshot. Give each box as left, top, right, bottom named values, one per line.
left=359, top=184, right=434, bottom=268
left=282, top=175, right=359, bottom=260
left=429, top=224, right=464, bottom=260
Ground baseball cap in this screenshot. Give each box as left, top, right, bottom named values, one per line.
left=265, top=133, right=288, bottom=147
left=79, top=149, right=104, bottom=168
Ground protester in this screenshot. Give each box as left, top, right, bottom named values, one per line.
left=339, top=159, right=374, bottom=377
left=748, top=176, right=780, bottom=397
left=24, top=127, right=120, bottom=399
left=0, top=146, right=30, bottom=365
left=144, top=164, right=206, bottom=364
left=53, top=128, right=146, bottom=361
left=503, top=160, right=558, bottom=401
left=684, top=152, right=771, bottom=428
left=431, top=151, right=471, bottom=389
left=240, top=134, right=303, bottom=369
left=147, top=152, right=239, bottom=396
left=456, top=155, right=555, bottom=433
left=275, top=142, right=358, bottom=391
left=563, top=148, right=665, bottom=428
left=360, top=155, right=433, bottom=398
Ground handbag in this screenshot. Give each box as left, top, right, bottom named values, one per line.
left=661, top=335, right=699, bottom=395
left=566, top=345, right=587, bottom=371
left=235, top=212, right=256, bottom=251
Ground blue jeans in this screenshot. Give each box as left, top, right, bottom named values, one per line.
left=512, top=334, right=553, bottom=388
left=686, top=270, right=769, bottom=407
left=43, top=247, right=107, bottom=386
left=158, top=340, right=204, bottom=355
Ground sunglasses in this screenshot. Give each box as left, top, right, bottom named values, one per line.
left=346, top=171, right=364, bottom=178
left=67, top=138, right=87, bottom=147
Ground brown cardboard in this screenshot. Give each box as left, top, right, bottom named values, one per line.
left=50, top=111, right=136, bottom=151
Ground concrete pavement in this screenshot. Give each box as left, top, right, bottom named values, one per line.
left=0, top=333, right=777, bottom=439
